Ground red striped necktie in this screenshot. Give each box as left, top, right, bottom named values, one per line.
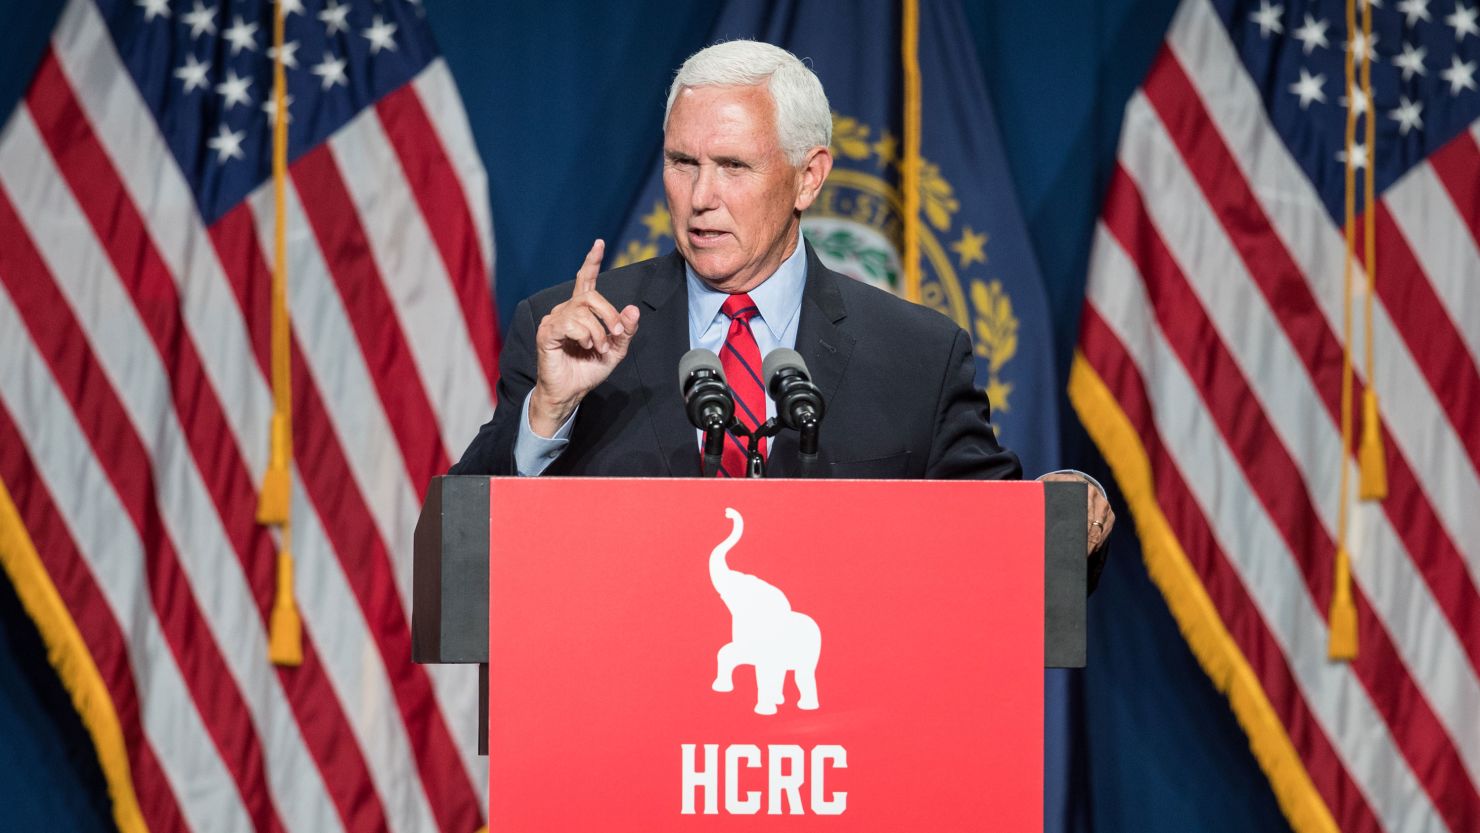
left=718, top=293, right=765, bottom=477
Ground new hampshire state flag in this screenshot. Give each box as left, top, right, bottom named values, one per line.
left=610, top=0, right=1061, bottom=478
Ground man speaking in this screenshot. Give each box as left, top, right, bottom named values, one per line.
left=450, top=40, right=1113, bottom=552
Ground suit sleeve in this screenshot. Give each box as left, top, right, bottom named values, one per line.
left=448, top=298, right=541, bottom=476
left=924, top=327, right=1023, bottom=481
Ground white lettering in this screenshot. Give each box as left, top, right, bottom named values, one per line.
left=767, top=744, right=806, bottom=815
left=724, top=744, right=762, bottom=814
left=680, top=743, right=719, bottom=815
left=681, top=743, right=847, bottom=815
left=810, top=744, right=847, bottom=815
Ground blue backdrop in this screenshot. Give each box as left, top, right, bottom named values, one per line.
left=0, top=1, right=1293, bottom=830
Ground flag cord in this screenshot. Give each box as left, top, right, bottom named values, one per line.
left=901, top=0, right=922, bottom=304
left=1357, top=0, right=1387, bottom=501
left=1329, top=0, right=1363, bottom=662
left=262, top=0, right=302, bottom=667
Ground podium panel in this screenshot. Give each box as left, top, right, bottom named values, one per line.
left=487, top=478, right=1045, bottom=831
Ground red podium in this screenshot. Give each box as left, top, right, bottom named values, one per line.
left=480, top=478, right=1056, bottom=831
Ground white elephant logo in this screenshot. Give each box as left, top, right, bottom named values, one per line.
left=708, top=507, right=822, bottom=715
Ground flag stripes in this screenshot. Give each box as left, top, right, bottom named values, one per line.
left=1075, top=0, right=1480, bottom=830
left=0, top=0, right=497, bottom=830
left=0, top=407, right=180, bottom=833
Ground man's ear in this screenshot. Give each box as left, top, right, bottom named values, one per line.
left=793, top=145, right=834, bottom=213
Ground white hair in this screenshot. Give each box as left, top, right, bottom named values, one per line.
left=664, top=40, right=832, bottom=166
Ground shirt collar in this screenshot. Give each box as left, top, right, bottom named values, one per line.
left=686, top=235, right=808, bottom=343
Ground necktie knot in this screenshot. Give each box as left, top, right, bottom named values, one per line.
left=721, top=294, right=760, bottom=325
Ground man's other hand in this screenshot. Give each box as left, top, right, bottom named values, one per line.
left=529, top=240, right=642, bottom=436
left=1040, top=471, right=1115, bottom=554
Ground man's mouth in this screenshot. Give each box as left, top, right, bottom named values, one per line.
left=688, top=228, right=729, bottom=242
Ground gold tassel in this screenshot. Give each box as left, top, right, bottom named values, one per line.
left=1327, top=545, right=1358, bottom=660
left=1358, top=389, right=1387, bottom=500
left=268, top=549, right=303, bottom=667
left=256, top=413, right=292, bottom=524
left=262, top=0, right=300, bottom=669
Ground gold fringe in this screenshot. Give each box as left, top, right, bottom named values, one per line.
left=1069, top=353, right=1339, bottom=833
left=0, top=476, right=150, bottom=832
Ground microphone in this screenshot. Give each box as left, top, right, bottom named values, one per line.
left=678, top=349, right=734, bottom=474
left=762, top=348, right=825, bottom=458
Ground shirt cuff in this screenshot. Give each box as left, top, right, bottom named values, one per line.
left=514, top=392, right=576, bottom=477
left=1039, top=468, right=1108, bottom=501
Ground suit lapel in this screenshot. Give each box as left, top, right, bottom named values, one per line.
left=768, top=245, right=855, bottom=478
left=631, top=252, right=702, bottom=476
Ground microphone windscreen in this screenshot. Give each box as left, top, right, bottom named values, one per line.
left=762, top=347, right=809, bottom=385
left=678, top=348, right=725, bottom=391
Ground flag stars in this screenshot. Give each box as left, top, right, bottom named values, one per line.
left=1447, top=3, right=1480, bottom=41
left=1251, top=1, right=1284, bottom=37
left=1394, top=42, right=1428, bottom=79
left=215, top=68, right=252, bottom=109
left=277, top=0, right=304, bottom=16
left=1340, top=85, right=1371, bottom=117
left=263, top=93, right=294, bottom=127
left=951, top=226, right=989, bottom=268
left=1337, top=142, right=1370, bottom=170
left=319, top=0, right=351, bottom=36
left=362, top=15, right=398, bottom=54
left=174, top=53, right=210, bottom=93
left=312, top=51, right=349, bottom=89
left=639, top=203, right=671, bottom=239
left=1389, top=95, right=1424, bottom=134
left=1346, top=29, right=1379, bottom=63
left=1396, top=0, right=1431, bottom=26
left=223, top=16, right=258, bottom=55
left=181, top=1, right=217, bottom=38
left=207, top=123, right=245, bottom=163
left=136, top=0, right=169, bottom=22
left=1290, top=68, right=1328, bottom=108
left=1441, top=54, right=1478, bottom=93
left=268, top=40, right=300, bottom=70
left=1293, top=14, right=1330, bottom=53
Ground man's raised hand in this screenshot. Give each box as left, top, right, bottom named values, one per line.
left=529, top=239, right=642, bottom=437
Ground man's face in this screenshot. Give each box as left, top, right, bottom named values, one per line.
left=663, top=84, right=828, bottom=293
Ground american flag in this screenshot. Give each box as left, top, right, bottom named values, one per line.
left=0, top=0, right=497, bottom=830
left=1071, top=0, right=1479, bottom=830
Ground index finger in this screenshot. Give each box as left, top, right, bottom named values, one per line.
left=573, top=239, right=605, bottom=296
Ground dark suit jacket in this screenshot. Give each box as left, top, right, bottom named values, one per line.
left=451, top=244, right=1022, bottom=480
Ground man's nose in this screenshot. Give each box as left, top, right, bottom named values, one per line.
left=690, top=164, right=720, bottom=212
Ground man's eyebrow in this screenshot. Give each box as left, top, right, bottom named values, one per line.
left=664, top=149, right=697, bottom=163
left=711, top=155, right=749, bottom=167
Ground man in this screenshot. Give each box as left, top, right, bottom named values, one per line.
left=451, top=40, right=1113, bottom=553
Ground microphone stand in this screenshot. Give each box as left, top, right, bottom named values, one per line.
left=700, top=425, right=726, bottom=477
left=797, top=415, right=820, bottom=479
left=725, top=419, right=783, bottom=479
